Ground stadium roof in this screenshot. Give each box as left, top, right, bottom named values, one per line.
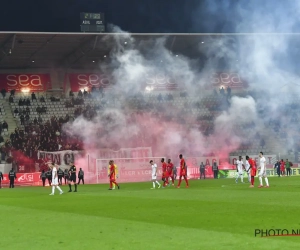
left=0, top=31, right=227, bottom=70
left=0, top=32, right=298, bottom=70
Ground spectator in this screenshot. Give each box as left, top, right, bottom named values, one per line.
left=10, top=89, right=15, bottom=97
left=25, top=98, right=31, bottom=106
left=41, top=105, right=47, bottom=113
left=65, top=100, right=74, bottom=108
left=58, top=117, right=64, bottom=123
left=83, top=89, right=88, bottom=97
left=50, top=96, right=59, bottom=102
left=40, top=96, right=45, bottom=102
left=31, top=92, right=37, bottom=102
left=25, top=114, right=30, bottom=122
left=0, top=146, right=6, bottom=162
left=2, top=121, right=8, bottom=130
left=38, top=116, right=43, bottom=123
left=65, top=114, right=70, bottom=123
left=1, top=89, right=6, bottom=99
left=99, top=86, right=104, bottom=97
left=36, top=106, right=42, bottom=115
left=20, top=115, right=25, bottom=125
left=78, top=90, right=83, bottom=98
left=69, top=90, right=74, bottom=97
left=18, top=99, right=24, bottom=106
left=219, top=87, right=225, bottom=95
left=25, top=107, right=30, bottom=115
left=9, top=95, right=14, bottom=103
left=0, top=135, right=3, bottom=144
left=13, top=108, right=19, bottom=117
left=227, top=86, right=231, bottom=97
left=10, top=132, right=15, bottom=141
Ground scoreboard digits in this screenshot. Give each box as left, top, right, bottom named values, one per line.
left=80, top=12, right=105, bottom=33
left=81, top=12, right=102, bottom=20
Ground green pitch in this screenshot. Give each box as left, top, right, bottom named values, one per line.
left=1, top=177, right=300, bottom=250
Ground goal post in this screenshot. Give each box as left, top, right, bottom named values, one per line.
left=96, top=157, right=165, bottom=184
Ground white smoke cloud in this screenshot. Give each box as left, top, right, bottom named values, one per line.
left=63, top=0, right=300, bottom=166
left=212, top=96, right=258, bottom=152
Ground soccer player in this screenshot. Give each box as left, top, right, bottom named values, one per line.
left=167, top=159, right=175, bottom=185
left=161, top=158, right=169, bottom=187
left=258, top=152, right=269, bottom=188
left=108, top=160, right=120, bottom=190
left=235, top=156, right=244, bottom=183
left=248, top=156, right=256, bottom=188
left=49, top=162, right=63, bottom=195
left=244, top=155, right=251, bottom=183
left=150, top=160, right=161, bottom=189
left=68, top=162, right=78, bottom=192
left=177, top=154, right=189, bottom=188
left=108, top=160, right=118, bottom=190
left=280, top=159, right=285, bottom=176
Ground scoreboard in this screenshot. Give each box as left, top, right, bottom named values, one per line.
left=80, top=12, right=105, bottom=33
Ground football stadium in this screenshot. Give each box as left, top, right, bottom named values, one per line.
left=1, top=2, right=300, bottom=250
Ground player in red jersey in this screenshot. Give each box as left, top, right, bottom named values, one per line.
left=161, top=158, right=169, bottom=187
left=108, top=160, right=120, bottom=190
left=280, top=159, right=285, bottom=176
left=177, top=154, right=189, bottom=188
left=167, top=159, right=175, bottom=185
left=247, top=156, right=256, bottom=188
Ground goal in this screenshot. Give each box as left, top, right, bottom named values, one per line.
left=95, top=157, right=165, bottom=184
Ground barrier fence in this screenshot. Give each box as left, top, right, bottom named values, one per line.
left=2, top=167, right=300, bottom=187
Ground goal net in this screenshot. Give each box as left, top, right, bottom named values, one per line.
left=95, top=157, right=165, bottom=184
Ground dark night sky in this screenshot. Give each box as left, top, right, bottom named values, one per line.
left=0, top=0, right=298, bottom=33
left=0, top=0, right=240, bottom=33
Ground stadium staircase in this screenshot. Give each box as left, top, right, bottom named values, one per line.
left=0, top=98, right=17, bottom=138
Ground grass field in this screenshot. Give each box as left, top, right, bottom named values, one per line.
left=1, top=177, right=300, bottom=250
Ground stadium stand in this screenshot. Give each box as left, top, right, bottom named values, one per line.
left=0, top=85, right=288, bottom=169
left=0, top=32, right=296, bottom=172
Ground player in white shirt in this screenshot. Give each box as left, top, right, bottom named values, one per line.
left=244, top=156, right=251, bottom=183
left=150, top=160, right=161, bottom=189
left=48, top=162, right=64, bottom=195
left=258, top=152, right=269, bottom=188
left=235, top=156, right=244, bottom=183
